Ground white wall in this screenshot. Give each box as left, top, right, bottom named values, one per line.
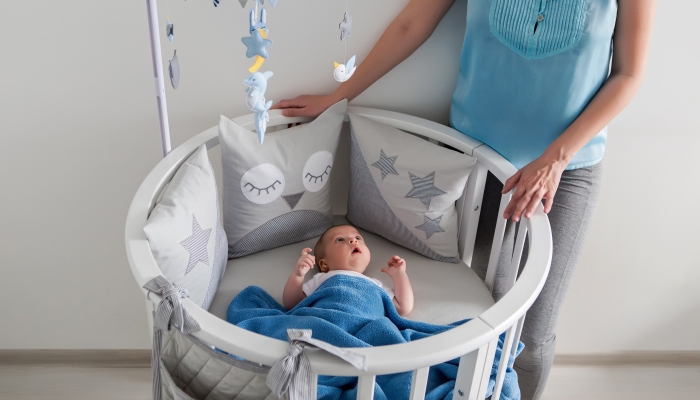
left=0, top=0, right=697, bottom=352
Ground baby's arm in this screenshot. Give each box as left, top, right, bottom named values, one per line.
left=283, top=248, right=314, bottom=310
left=381, top=255, right=414, bottom=316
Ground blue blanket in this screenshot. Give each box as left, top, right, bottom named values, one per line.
left=226, top=274, right=522, bottom=400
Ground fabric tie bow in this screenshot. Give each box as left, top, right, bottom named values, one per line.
left=266, top=329, right=368, bottom=400
left=143, top=276, right=200, bottom=334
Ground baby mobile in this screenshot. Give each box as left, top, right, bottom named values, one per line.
left=164, top=0, right=180, bottom=90
left=238, top=0, right=276, bottom=144
left=155, top=0, right=357, bottom=146
left=235, top=0, right=358, bottom=144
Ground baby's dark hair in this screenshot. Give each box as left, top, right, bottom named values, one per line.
left=313, top=224, right=356, bottom=271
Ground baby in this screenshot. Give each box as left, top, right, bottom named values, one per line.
left=282, top=225, right=414, bottom=316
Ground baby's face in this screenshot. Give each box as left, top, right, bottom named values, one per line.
left=318, top=226, right=371, bottom=273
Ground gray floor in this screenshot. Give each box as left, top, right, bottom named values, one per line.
left=1, top=364, right=699, bottom=399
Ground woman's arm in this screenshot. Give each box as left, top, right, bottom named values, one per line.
left=272, top=0, right=456, bottom=118
left=502, top=0, right=658, bottom=222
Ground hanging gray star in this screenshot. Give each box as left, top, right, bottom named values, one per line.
left=339, top=12, right=353, bottom=41
left=238, top=0, right=277, bottom=8
left=180, top=215, right=212, bottom=275
left=241, top=29, right=273, bottom=59
left=371, top=149, right=399, bottom=180
left=415, top=214, right=445, bottom=239
left=406, top=171, right=446, bottom=209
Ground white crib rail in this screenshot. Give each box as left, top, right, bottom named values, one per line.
left=125, top=107, right=552, bottom=400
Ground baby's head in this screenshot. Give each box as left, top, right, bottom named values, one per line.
left=314, top=225, right=371, bottom=274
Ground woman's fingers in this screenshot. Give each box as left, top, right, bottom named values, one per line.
left=524, top=189, right=546, bottom=219
left=282, top=107, right=314, bottom=118
left=543, top=191, right=555, bottom=214
left=502, top=170, right=522, bottom=194
left=272, top=97, right=307, bottom=110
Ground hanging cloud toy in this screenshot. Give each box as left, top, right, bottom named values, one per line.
left=244, top=71, right=274, bottom=144
left=334, top=55, right=356, bottom=83
left=339, top=12, right=352, bottom=41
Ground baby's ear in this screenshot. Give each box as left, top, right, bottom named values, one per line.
left=318, top=259, right=329, bottom=273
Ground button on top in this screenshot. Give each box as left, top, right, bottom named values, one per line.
left=537, top=14, right=544, bottom=22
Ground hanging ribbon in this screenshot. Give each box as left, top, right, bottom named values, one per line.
left=266, top=329, right=368, bottom=400
left=143, top=276, right=201, bottom=400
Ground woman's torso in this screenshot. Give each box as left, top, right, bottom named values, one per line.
left=450, top=0, right=618, bottom=170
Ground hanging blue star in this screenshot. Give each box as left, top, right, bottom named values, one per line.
left=241, top=29, right=273, bottom=59
left=180, top=215, right=212, bottom=275
left=415, top=214, right=445, bottom=239
left=406, top=171, right=446, bottom=209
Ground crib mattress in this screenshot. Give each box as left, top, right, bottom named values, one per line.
left=208, top=216, right=495, bottom=326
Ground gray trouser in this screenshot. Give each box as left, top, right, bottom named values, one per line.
left=471, top=162, right=603, bottom=400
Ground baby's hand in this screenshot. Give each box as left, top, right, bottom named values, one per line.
left=295, top=248, right=315, bottom=277
left=381, top=255, right=406, bottom=278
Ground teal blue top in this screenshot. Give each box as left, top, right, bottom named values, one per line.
left=450, top=0, right=617, bottom=170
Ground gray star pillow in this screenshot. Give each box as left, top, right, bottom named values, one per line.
left=144, top=145, right=228, bottom=310
left=219, top=99, right=347, bottom=258
left=347, top=114, right=477, bottom=263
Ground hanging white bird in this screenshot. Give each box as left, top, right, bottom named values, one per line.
left=333, top=55, right=356, bottom=83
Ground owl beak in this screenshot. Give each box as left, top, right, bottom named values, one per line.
left=282, top=192, right=304, bottom=210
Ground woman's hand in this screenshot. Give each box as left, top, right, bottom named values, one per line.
left=501, top=155, right=568, bottom=222
left=294, top=248, right=315, bottom=277
left=271, top=95, right=340, bottom=118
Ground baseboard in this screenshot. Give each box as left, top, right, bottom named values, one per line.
left=2, top=349, right=698, bottom=368
left=0, top=349, right=151, bottom=367
left=554, top=351, right=700, bottom=366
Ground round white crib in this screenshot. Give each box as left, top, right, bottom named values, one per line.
left=125, top=106, right=552, bottom=400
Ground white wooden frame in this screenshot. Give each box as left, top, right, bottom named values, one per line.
left=125, top=107, right=552, bottom=399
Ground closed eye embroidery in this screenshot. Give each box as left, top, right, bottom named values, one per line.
left=244, top=180, right=282, bottom=195
left=305, top=165, right=331, bottom=183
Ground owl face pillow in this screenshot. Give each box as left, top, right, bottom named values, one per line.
left=219, top=99, right=347, bottom=258
left=346, top=114, right=477, bottom=263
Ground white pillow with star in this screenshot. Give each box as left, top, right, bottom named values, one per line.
left=144, top=144, right=228, bottom=310
left=347, top=114, right=477, bottom=262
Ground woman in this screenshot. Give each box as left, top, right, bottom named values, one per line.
left=273, top=1, right=657, bottom=398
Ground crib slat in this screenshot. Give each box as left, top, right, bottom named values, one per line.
left=476, top=338, right=498, bottom=400
left=409, top=367, right=430, bottom=400
left=484, top=192, right=512, bottom=293
left=491, top=325, right=517, bottom=400
left=505, top=224, right=528, bottom=292
left=452, top=345, right=489, bottom=399
left=511, top=315, right=526, bottom=359
left=458, top=163, right=488, bottom=266
left=310, top=374, right=318, bottom=400
left=356, top=375, right=376, bottom=400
